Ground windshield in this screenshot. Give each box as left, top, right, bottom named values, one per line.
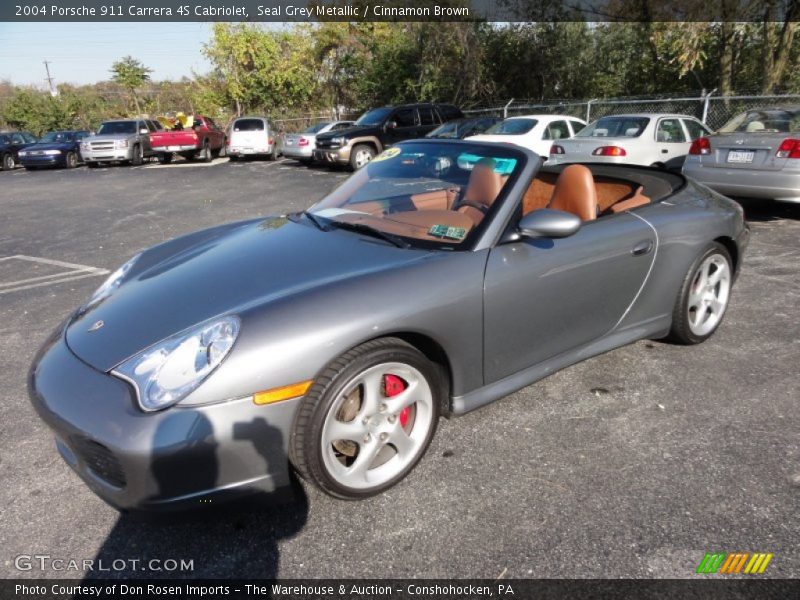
left=718, top=108, right=800, bottom=133
left=308, top=141, right=523, bottom=249
left=303, top=122, right=329, bottom=134
left=576, top=117, right=650, bottom=138
left=97, top=121, right=137, bottom=135
left=484, top=118, right=537, bottom=135
left=355, top=107, right=393, bottom=127
left=40, top=132, right=74, bottom=143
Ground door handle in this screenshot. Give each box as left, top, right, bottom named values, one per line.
left=661, top=149, right=668, bottom=153
left=632, top=240, right=654, bottom=256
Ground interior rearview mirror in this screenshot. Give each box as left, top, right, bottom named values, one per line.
left=516, top=209, right=582, bottom=239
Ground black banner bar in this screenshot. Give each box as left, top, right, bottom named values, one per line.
left=2, top=579, right=800, bottom=600
left=2, top=0, right=800, bottom=23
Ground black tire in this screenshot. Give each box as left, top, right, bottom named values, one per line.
left=86, top=162, right=98, bottom=169
left=218, top=142, right=227, bottom=158
left=130, top=145, right=143, bottom=166
left=299, top=158, right=314, bottom=167
left=228, top=155, right=239, bottom=162
left=667, top=242, right=733, bottom=345
left=290, top=337, right=443, bottom=499
left=1, top=153, right=15, bottom=171
left=349, top=144, right=376, bottom=170
left=158, top=153, right=173, bottom=164
left=65, top=151, right=77, bottom=169
left=24, top=166, right=36, bottom=171
left=201, top=141, right=212, bottom=163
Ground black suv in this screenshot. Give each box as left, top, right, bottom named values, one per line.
left=314, top=103, right=464, bottom=170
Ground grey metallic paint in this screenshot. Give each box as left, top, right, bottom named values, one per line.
left=28, top=141, right=749, bottom=510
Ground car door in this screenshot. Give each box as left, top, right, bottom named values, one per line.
left=483, top=211, right=656, bottom=383
left=139, top=120, right=153, bottom=154
left=205, top=117, right=224, bottom=149
left=9, top=133, right=26, bottom=158
left=384, top=107, right=419, bottom=145
left=418, top=106, right=440, bottom=136
left=654, top=117, right=689, bottom=164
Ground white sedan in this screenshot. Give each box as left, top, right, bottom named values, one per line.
left=466, top=114, right=586, bottom=159
left=548, top=113, right=712, bottom=170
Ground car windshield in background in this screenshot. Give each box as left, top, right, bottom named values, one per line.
left=308, top=141, right=523, bottom=249
left=355, top=107, right=393, bottom=126
left=576, top=117, right=650, bottom=138
left=427, top=121, right=462, bottom=138
left=40, top=132, right=73, bottom=143
left=233, top=119, right=265, bottom=131
left=304, top=123, right=329, bottom=134
left=718, top=108, right=800, bottom=133
left=97, top=122, right=137, bottom=135
left=485, top=119, right=537, bottom=135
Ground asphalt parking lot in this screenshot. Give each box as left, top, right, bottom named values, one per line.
left=0, top=157, right=798, bottom=580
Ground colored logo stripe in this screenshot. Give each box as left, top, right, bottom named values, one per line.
left=697, top=552, right=773, bottom=574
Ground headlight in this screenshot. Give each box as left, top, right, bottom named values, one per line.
left=43, top=149, right=61, bottom=155
left=113, top=316, right=240, bottom=412
left=81, top=142, right=90, bottom=149
left=19, top=151, right=28, bottom=156
left=114, top=139, right=129, bottom=148
left=331, top=137, right=347, bottom=146
left=86, top=253, right=140, bottom=307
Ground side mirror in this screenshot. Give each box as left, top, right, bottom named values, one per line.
left=385, top=121, right=398, bottom=130
left=516, top=209, right=582, bottom=239
left=139, top=128, right=149, bottom=134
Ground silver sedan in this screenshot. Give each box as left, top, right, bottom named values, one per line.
left=282, top=120, right=355, bottom=163
left=682, top=106, right=800, bottom=202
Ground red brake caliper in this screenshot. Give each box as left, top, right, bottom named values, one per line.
left=384, top=374, right=410, bottom=427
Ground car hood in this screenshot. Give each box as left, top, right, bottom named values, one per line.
left=317, top=125, right=376, bottom=140
left=84, top=134, right=133, bottom=142
left=25, top=142, right=73, bottom=151
left=65, top=217, right=429, bottom=372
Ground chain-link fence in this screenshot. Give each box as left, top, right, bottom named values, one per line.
left=272, top=110, right=361, bottom=133
left=464, top=94, right=800, bottom=130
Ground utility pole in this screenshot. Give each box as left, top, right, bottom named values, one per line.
left=43, top=60, right=58, bottom=97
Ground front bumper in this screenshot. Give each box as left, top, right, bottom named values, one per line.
left=82, top=147, right=134, bottom=163
left=28, top=320, right=299, bottom=511
left=683, top=162, right=800, bottom=202
left=20, top=155, right=65, bottom=167
left=313, top=145, right=351, bottom=165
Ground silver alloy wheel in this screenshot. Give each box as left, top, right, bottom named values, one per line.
left=353, top=148, right=373, bottom=169
left=320, top=361, right=434, bottom=490
left=687, top=253, right=731, bottom=336
left=4, top=154, right=15, bottom=169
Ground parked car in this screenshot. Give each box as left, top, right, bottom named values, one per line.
left=80, top=119, right=161, bottom=167
left=151, top=115, right=226, bottom=164
left=425, top=116, right=502, bottom=139
left=225, top=116, right=280, bottom=161
left=682, top=106, right=800, bottom=202
left=18, top=130, right=91, bottom=169
left=549, top=113, right=712, bottom=170
left=29, top=139, right=749, bottom=510
left=0, top=130, right=38, bottom=171
left=466, top=115, right=586, bottom=161
left=314, top=103, right=464, bottom=169
left=283, top=120, right=355, bottom=164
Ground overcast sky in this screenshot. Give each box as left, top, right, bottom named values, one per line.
left=0, top=23, right=215, bottom=86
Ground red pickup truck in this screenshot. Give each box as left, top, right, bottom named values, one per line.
left=150, top=115, right=227, bottom=163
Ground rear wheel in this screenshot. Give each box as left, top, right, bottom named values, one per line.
left=228, top=155, right=239, bottom=162
left=349, top=144, right=375, bottom=170
left=201, top=140, right=212, bottom=162
left=290, top=338, right=441, bottom=499
left=65, top=151, right=78, bottom=169
left=668, top=242, right=733, bottom=344
left=1, top=153, right=15, bottom=171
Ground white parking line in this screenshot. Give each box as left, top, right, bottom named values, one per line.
left=0, top=255, right=110, bottom=295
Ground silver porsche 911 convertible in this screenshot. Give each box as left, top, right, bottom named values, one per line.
left=28, top=140, right=749, bottom=510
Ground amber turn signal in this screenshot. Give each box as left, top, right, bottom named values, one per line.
left=253, top=380, right=313, bottom=405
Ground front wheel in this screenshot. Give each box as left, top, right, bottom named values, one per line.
left=290, top=338, right=442, bottom=499
left=65, top=151, right=78, bottom=169
left=667, top=242, right=733, bottom=344
left=349, top=144, right=375, bottom=170
left=130, top=144, right=143, bottom=166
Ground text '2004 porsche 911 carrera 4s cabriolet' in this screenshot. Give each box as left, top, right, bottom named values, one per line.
left=28, top=140, right=749, bottom=509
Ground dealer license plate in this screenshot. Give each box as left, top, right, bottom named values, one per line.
left=727, top=150, right=755, bottom=163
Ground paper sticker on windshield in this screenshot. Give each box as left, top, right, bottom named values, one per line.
left=429, top=225, right=467, bottom=240
left=372, top=147, right=401, bottom=162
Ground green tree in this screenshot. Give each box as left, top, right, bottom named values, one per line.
left=110, top=56, right=152, bottom=115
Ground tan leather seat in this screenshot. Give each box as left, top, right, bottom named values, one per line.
left=457, top=158, right=504, bottom=224
left=547, top=164, right=597, bottom=221
left=607, top=186, right=651, bottom=214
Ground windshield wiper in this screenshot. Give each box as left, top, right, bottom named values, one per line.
left=328, top=220, right=411, bottom=249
